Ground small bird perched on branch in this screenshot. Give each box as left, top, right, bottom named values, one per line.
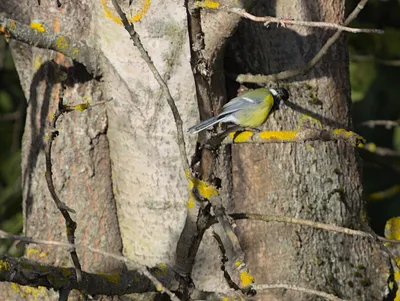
left=188, top=87, right=289, bottom=134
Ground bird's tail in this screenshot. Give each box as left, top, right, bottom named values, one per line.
left=188, top=116, right=221, bottom=133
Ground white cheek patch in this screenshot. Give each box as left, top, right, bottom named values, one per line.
left=242, top=97, right=255, bottom=103
left=270, top=88, right=278, bottom=96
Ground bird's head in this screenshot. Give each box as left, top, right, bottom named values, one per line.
left=270, top=87, right=289, bottom=110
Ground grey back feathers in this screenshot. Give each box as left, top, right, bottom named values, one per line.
left=187, top=95, right=259, bottom=133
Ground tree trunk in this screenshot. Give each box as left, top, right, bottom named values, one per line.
left=222, top=1, right=388, bottom=300
left=1, top=0, right=390, bottom=300
left=1, top=1, right=124, bottom=300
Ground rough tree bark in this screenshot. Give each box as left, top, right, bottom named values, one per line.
left=0, top=1, right=124, bottom=300
left=0, top=0, right=391, bottom=300
left=224, top=1, right=388, bottom=299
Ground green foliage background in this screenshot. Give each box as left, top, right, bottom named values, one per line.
left=350, top=0, right=400, bottom=234
left=0, top=0, right=400, bottom=255
left=0, top=38, right=24, bottom=256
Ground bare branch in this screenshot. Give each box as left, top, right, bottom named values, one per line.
left=236, top=0, right=370, bottom=84
left=110, top=0, right=189, bottom=173
left=174, top=198, right=212, bottom=276
left=363, top=143, right=400, bottom=157
left=0, top=253, right=156, bottom=296
left=0, top=111, right=22, bottom=122
left=44, top=82, right=85, bottom=297
left=351, top=54, right=400, bottom=67
left=369, top=185, right=400, bottom=202
left=255, top=284, right=347, bottom=301
left=212, top=231, right=241, bottom=292
left=359, top=119, right=400, bottom=129
left=231, top=8, right=383, bottom=34
left=213, top=206, right=255, bottom=295
left=0, top=16, right=101, bottom=76
left=229, top=213, right=400, bottom=244
left=0, top=230, right=179, bottom=300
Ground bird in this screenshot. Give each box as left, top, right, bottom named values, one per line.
left=188, top=87, right=289, bottom=134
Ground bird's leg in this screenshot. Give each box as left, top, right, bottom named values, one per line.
left=243, top=127, right=261, bottom=133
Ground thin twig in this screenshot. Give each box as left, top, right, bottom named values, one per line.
left=0, top=111, right=21, bottom=122
left=236, top=0, right=370, bottom=84
left=228, top=213, right=400, bottom=244
left=214, top=207, right=255, bottom=295
left=44, top=82, right=85, bottom=298
left=364, top=143, right=400, bottom=157
left=231, top=8, right=383, bottom=34
left=351, top=54, right=400, bottom=67
left=255, top=284, right=347, bottom=301
left=212, top=231, right=241, bottom=292
left=110, top=0, right=189, bottom=173
left=369, top=185, right=400, bottom=202
left=359, top=119, right=400, bottom=129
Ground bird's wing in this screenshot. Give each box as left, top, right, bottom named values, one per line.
left=219, top=96, right=257, bottom=116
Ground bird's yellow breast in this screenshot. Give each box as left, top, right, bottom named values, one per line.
left=235, top=94, right=274, bottom=127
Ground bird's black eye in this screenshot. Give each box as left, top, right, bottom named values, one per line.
left=277, top=88, right=289, bottom=101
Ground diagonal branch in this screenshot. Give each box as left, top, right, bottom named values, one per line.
left=236, top=0, right=370, bottom=84
left=214, top=207, right=255, bottom=295
left=0, top=16, right=102, bottom=76
left=212, top=231, right=241, bottom=292
left=110, top=0, right=190, bottom=173
left=228, top=213, right=400, bottom=244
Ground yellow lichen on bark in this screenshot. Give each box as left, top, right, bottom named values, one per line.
left=229, top=131, right=253, bottom=142
left=9, top=20, right=16, bottom=30
left=56, top=36, right=68, bottom=49
left=194, top=0, right=220, bottom=8
left=0, top=259, right=10, bottom=270
left=189, top=177, right=218, bottom=199
left=99, top=272, right=121, bottom=284
left=187, top=177, right=218, bottom=207
left=240, top=271, right=254, bottom=287
left=101, top=0, right=150, bottom=24
left=259, top=130, right=297, bottom=141
left=12, top=283, right=48, bottom=301
left=30, top=22, right=46, bottom=32
left=228, top=130, right=298, bottom=143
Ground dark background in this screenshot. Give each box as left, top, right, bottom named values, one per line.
left=1, top=0, right=400, bottom=255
